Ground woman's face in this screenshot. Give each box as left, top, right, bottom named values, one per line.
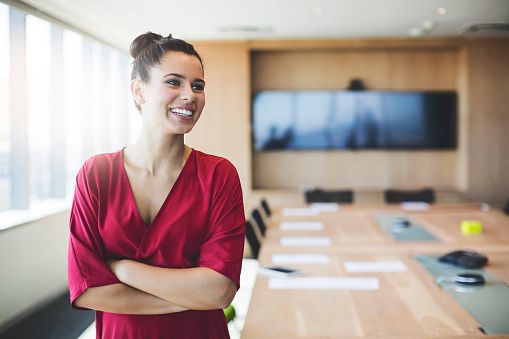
left=136, top=51, right=205, bottom=135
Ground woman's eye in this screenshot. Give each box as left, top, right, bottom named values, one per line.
left=192, top=84, right=204, bottom=91
left=166, top=79, right=180, bottom=86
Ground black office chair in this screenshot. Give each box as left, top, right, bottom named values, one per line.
left=305, top=189, right=354, bottom=204
left=261, top=198, right=271, bottom=217
left=384, top=188, right=435, bottom=204
left=245, top=220, right=261, bottom=259
left=251, top=209, right=266, bottom=237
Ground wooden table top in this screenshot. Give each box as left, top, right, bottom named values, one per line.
left=260, top=203, right=509, bottom=253
left=241, top=203, right=509, bottom=339
left=242, top=251, right=509, bottom=338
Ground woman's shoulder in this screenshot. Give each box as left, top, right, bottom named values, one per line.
left=79, top=149, right=123, bottom=179
left=193, top=149, right=238, bottom=176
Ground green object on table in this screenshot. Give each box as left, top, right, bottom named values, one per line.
left=223, top=305, right=236, bottom=323
left=373, top=213, right=439, bottom=242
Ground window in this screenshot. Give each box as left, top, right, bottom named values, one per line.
left=0, top=3, right=10, bottom=211
left=0, top=3, right=135, bottom=221
left=63, top=30, right=85, bottom=195
left=26, top=15, right=52, bottom=203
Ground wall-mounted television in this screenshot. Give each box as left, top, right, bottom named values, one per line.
left=252, top=90, right=457, bottom=151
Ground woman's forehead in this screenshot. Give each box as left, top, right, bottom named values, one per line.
left=157, top=52, right=203, bottom=76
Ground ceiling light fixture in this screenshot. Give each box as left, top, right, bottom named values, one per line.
left=408, top=27, right=424, bottom=36
left=437, top=7, right=448, bottom=15
left=216, top=25, right=272, bottom=33
left=313, top=8, right=323, bottom=16
left=422, top=20, right=436, bottom=31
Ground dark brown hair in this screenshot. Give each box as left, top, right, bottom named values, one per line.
left=130, top=32, right=203, bottom=110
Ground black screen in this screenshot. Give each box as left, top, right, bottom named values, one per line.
left=252, top=90, right=457, bottom=151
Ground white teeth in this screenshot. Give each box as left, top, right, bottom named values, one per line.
left=171, top=108, right=193, bottom=116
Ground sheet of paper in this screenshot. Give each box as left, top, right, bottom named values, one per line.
left=268, top=276, right=380, bottom=290
left=310, top=203, right=339, bottom=212
left=280, top=208, right=320, bottom=217
left=401, top=202, right=430, bottom=211
left=271, top=253, right=331, bottom=265
left=280, top=237, right=331, bottom=247
left=343, top=260, right=408, bottom=273
left=279, top=221, right=324, bottom=231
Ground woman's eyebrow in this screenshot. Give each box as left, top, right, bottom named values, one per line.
left=164, top=73, right=205, bottom=84
left=164, top=73, right=185, bottom=79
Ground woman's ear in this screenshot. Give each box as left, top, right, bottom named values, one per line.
left=131, top=79, right=145, bottom=106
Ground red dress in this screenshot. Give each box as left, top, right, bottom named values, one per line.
left=68, top=148, right=246, bottom=338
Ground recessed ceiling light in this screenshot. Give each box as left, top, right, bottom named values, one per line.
left=409, top=27, right=424, bottom=36
left=422, top=20, right=436, bottom=30
left=313, top=8, right=323, bottom=16
left=216, top=25, right=272, bottom=33
left=437, top=7, right=448, bottom=15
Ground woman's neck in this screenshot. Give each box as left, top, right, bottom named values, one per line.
left=125, top=129, right=189, bottom=175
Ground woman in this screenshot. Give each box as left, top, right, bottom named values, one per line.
left=68, top=32, right=246, bottom=338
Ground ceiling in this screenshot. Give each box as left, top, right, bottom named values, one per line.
left=13, top=0, right=509, bottom=52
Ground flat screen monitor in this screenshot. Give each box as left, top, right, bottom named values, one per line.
left=252, top=90, right=457, bottom=151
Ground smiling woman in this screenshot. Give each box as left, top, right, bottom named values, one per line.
left=68, top=32, right=246, bottom=339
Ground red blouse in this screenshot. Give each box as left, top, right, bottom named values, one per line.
left=68, top=148, right=245, bottom=338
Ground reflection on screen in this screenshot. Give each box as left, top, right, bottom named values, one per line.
left=252, top=90, right=457, bottom=151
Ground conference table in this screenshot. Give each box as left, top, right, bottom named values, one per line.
left=241, top=202, right=509, bottom=339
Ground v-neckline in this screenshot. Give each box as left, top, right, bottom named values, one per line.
left=120, top=148, right=195, bottom=228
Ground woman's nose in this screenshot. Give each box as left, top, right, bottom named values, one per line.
left=180, top=84, right=196, bottom=102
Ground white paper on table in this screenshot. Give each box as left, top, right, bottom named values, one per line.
left=268, top=276, right=380, bottom=290
left=343, top=260, right=408, bottom=273
left=271, top=253, right=331, bottom=265
left=400, top=202, right=430, bottom=211
left=280, top=208, right=320, bottom=217
left=310, top=203, right=339, bottom=212
left=279, top=221, right=324, bottom=231
left=280, top=237, right=331, bottom=247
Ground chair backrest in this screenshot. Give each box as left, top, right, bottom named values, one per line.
left=305, top=189, right=354, bottom=203
left=251, top=209, right=266, bottom=237
left=245, top=220, right=261, bottom=259
left=261, top=198, right=271, bottom=217
left=384, top=188, right=435, bottom=204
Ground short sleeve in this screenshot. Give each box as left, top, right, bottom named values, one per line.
left=195, top=161, right=246, bottom=288
left=68, top=161, right=121, bottom=309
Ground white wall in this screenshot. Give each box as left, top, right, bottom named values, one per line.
left=0, top=210, right=70, bottom=327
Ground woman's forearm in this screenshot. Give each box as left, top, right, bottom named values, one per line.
left=74, top=282, right=188, bottom=315
left=109, top=260, right=237, bottom=310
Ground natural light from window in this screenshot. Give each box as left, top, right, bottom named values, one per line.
left=0, top=3, right=10, bottom=212
left=0, top=3, right=135, bottom=227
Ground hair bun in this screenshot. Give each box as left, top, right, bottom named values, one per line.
left=129, top=32, right=164, bottom=59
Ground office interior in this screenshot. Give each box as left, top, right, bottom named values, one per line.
left=1, top=0, right=508, bottom=337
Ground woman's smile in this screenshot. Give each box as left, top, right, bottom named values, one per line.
left=170, top=106, right=194, bottom=119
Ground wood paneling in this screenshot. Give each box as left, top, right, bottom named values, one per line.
left=466, top=38, right=509, bottom=207
left=252, top=47, right=461, bottom=190
left=253, top=151, right=458, bottom=190
left=252, top=49, right=458, bottom=92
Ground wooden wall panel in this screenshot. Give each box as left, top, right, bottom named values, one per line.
left=253, top=151, right=458, bottom=190
left=456, top=47, right=469, bottom=192
left=252, top=49, right=458, bottom=92
left=252, top=48, right=461, bottom=190
left=466, top=38, right=509, bottom=207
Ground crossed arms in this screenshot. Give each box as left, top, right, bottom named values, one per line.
left=74, top=260, right=237, bottom=315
